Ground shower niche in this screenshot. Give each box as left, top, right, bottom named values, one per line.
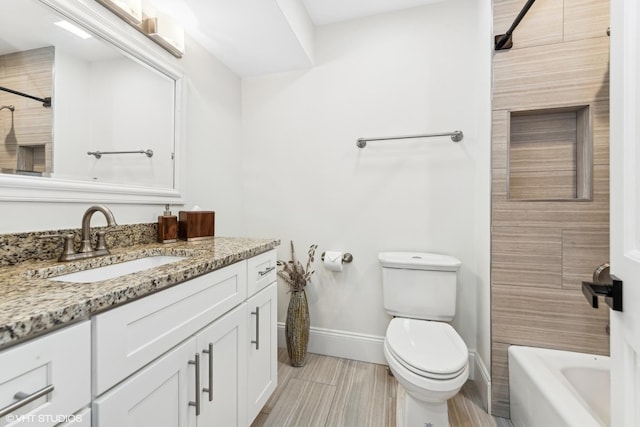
left=508, top=105, right=592, bottom=201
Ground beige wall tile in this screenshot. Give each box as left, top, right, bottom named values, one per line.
left=492, top=111, right=509, bottom=169
left=492, top=164, right=609, bottom=228
left=493, top=37, right=609, bottom=111
left=509, top=170, right=577, bottom=200
left=564, top=0, right=610, bottom=41
left=562, top=228, right=610, bottom=289
left=492, top=227, right=562, bottom=288
left=492, top=284, right=610, bottom=353
left=493, top=0, right=563, bottom=49
left=490, top=342, right=511, bottom=419
left=592, top=100, right=610, bottom=165
left=491, top=0, right=610, bottom=418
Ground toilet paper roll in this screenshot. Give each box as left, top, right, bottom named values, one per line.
left=324, top=251, right=344, bottom=272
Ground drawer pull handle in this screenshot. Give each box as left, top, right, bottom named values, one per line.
left=189, top=353, right=201, bottom=416
left=258, top=266, right=275, bottom=277
left=0, top=384, right=55, bottom=417
left=202, top=343, right=214, bottom=402
left=251, top=306, right=260, bottom=350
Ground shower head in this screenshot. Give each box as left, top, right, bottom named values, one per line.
left=0, top=105, right=15, bottom=112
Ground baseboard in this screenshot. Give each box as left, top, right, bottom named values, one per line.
left=277, top=322, right=485, bottom=385
left=471, top=352, right=491, bottom=414
left=277, top=322, right=386, bottom=364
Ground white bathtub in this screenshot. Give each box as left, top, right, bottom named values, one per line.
left=508, top=346, right=610, bottom=427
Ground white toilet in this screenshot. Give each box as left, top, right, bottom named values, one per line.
left=379, top=252, right=469, bottom=427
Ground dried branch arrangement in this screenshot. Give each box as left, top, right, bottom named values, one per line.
left=277, top=241, right=318, bottom=292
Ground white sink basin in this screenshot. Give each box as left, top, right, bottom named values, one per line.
left=49, top=256, right=187, bottom=283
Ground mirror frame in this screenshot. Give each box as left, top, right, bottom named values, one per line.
left=0, top=0, right=186, bottom=204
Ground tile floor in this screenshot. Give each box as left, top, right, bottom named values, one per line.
left=251, top=349, right=513, bottom=427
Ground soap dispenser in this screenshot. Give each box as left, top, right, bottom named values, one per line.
left=157, top=204, right=177, bottom=243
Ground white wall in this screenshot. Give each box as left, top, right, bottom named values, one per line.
left=54, top=51, right=175, bottom=188
left=0, top=35, right=242, bottom=233
left=240, top=0, right=491, bottom=363
left=53, top=48, right=92, bottom=182
left=181, top=39, right=244, bottom=236
left=86, top=57, right=174, bottom=188
left=473, top=0, right=493, bottom=404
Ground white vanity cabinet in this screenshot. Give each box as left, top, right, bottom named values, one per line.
left=246, top=250, right=278, bottom=423
left=0, top=321, right=90, bottom=427
left=92, top=249, right=278, bottom=427
left=92, top=260, right=248, bottom=426
left=92, top=261, right=247, bottom=396
left=93, top=304, right=248, bottom=427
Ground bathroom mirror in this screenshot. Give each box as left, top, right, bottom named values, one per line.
left=0, top=0, right=185, bottom=203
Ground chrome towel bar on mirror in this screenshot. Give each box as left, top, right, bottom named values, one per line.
left=356, top=131, right=463, bottom=148
left=87, top=149, right=154, bottom=159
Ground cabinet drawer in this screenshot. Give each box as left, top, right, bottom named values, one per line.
left=93, top=261, right=247, bottom=396
left=247, top=250, right=277, bottom=297
left=0, top=322, right=90, bottom=427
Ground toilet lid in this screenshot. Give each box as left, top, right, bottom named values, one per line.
left=386, top=318, right=468, bottom=379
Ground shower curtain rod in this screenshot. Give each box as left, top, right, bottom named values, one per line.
left=0, top=85, right=51, bottom=107
left=494, top=0, right=536, bottom=50
left=356, top=131, right=463, bottom=148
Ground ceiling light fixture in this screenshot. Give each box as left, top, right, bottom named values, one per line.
left=95, top=0, right=143, bottom=24
left=96, top=0, right=184, bottom=58
left=142, top=11, right=185, bottom=58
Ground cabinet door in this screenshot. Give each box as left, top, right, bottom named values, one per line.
left=93, top=338, right=198, bottom=427
left=196, top=304, right=248, bottom=427
left=247, top=282, right=278, bottom=423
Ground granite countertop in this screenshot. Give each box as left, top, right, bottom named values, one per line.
left=0, top=236, right=280, bottom=348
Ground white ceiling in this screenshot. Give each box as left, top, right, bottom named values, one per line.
left=303, top=0, right=445, bottom=26
left=155, top=0, right=445, bottom=77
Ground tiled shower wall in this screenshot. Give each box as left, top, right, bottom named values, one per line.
left=0, top=47, right=53, bottom=173
left=490, top=0, right=610, bottom=417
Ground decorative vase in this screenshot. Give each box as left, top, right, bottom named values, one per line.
left=285, top=289, right=310, bottom=367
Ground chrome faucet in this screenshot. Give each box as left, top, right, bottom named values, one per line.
left=39, top=205, right=117, bottom=262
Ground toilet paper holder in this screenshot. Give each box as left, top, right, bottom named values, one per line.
left=321, top=252, right=354, bottom=264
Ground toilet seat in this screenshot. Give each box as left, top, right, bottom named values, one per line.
left=385, top=318, right=468, bottom=380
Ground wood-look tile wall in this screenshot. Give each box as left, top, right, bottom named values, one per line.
left=491, top=0, right=610, bottom=418
left=0, top=47, right=53, bottom=173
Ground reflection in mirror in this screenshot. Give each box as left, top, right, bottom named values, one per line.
left=0, top=46, right=53, bottom=176
left=0, top=0, right=177, bottom=191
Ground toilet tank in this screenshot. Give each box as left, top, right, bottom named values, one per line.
left=379, top=252, right=461, bottom=321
